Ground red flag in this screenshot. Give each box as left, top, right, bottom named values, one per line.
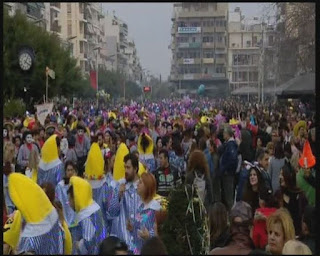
left=90, top=71, right=97, bottom=90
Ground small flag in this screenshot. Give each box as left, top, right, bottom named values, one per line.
left=46, top=67, right=55, bottom=79
left=90, top=70, right=97, bottom=90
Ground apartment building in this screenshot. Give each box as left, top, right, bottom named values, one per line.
left=228, top=8, right=277, bottom=92
left=170, top=2, right=229, bottom=96
left=4, top=2, right=46, bottom=29
left=5, top=2, right=143, bottom=81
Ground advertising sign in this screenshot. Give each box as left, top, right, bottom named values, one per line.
left=183, top=58, right=195, bottom=64
left=35, top=103, right=54, bottom=126
left=143, top=86, right=151, bottom=92
left=178, top=27, right=201, bottom=34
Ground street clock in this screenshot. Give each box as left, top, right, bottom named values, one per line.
left=18, top=47, right=35, bottom=71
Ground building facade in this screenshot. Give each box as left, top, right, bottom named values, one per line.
left=170, top=2, right=229, bottom=96
left=228, top=8, right=277, bottom=94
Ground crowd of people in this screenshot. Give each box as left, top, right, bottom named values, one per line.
left=3, top=96, right=316, bottom=255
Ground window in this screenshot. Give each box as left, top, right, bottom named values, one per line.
left=80, top=41, right=83, bottom=53
left=80, top=22, right=84, bottom=34
left=252, top=36, right=257, bottom=46
left=67, top=3, right=72, bottom=13
left=192, top=37, right=196, bottom=43
left=268, top=35, right=274, bottom=46
left=246, top=41, right=251, bottom=47
left=67, top=20, right=72, bottom=36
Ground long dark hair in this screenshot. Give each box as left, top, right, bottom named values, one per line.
left=281, top=161, right=301, bottom=193
left=243, top=167, right=265, bottom=203
left=209, top=202, right=228, bottom=244
left=274, top=141, right=285, bottom=159
left=140, top=133, right=150, bottom=153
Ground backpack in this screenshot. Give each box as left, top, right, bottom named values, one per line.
left=193, top=171, right=207, bottom=203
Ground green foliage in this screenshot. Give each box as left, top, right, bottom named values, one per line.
left=160, top=185, right=209, bottom=255
left=4, top=99, right=26, bottom=118
left=98, top=68, right=142, bottom=100
left=3, top=9, right=84, bottom=103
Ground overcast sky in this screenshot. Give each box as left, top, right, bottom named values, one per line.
left=103, top=3, right=271, bottom=81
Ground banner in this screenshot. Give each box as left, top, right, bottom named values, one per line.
left=35, top=103, right=54, bottom=126
left=90, top=71, right=97, bottom=90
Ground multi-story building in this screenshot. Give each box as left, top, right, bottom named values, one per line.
left=228, top=8, right=277, bottom=95
left=4, top=2, right=46, bottom=29
left=103, top=11, right=120, bottom=71
left=170, top=2, right=229, bottom=96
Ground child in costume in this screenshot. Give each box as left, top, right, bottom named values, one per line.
left=68, top=176, right=107, bottom=255
left=55, top=161, right=77, bottom=227
left=84, top=143, right=120, bottom=234
left=8, top=173, right=65, bottom=254
left=138, top=132, right=156, bottom=173
left=37, top=134, right=64, bottom=186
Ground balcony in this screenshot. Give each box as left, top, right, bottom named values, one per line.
left=79, top=12, right=87, bottom=23
left=215, top=26, right=227, bottom=33
left=215, top=42, right=227, bottom=49
left=189, top=42, right=201, bottom=48
left=177, top=10, right=227, bottom=18
left=215, top=58, right=226, bottom=65
left=171, top=27, right=176, bottom=34
left=50, top=3, right=61, bottom=12
left=203, top=42, right=215, bottom=48
left=203, top=58, right=214, bottom=64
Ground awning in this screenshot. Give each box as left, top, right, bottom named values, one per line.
left=276, top=73, right=315, bottom=96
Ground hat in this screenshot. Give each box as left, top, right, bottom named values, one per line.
left=84, top=143, right=105, bottom=180
left=293, top=120, right=307, bottom=137
left=229, top=118, right=240, bottom=126
left=298, top=140, right=315, bottom=169
left=230, top=201, right=253, bottom=222
left=4, top=121, right=14, bottom=131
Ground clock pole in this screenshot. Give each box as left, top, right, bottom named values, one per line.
left=46, top=67, right=49, bottom=103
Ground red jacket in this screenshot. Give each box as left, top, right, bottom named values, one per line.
left=252, top=207, right=277, bottom=249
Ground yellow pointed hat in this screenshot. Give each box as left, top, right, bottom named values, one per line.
left=108, top=111, right=117, bottom=120
left=138, top=162, right=147, bottom=177
left=41, top=134, right=59, bottom=163
left=8, top=173, right=54, bottom=223
left=3, top=210, right=23, bottom=250
left=138, top=133, right=154, bottom=154
left=113, top=142, right=129, bottom=181
left=62, top=220, right=72, bottom=254
left=70, top=176, right=94, bottom=212
left=84, top=143, right=105, bottom=180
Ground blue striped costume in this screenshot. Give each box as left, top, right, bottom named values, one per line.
left=75, top=202, right=107, bottom=255
left=139, top=154, right=156, bottom=173
left=37, top=159, right=64, bottom=187
left=87, top=177, right=120, bottom=234
left=55, top=180, right=76, bottom=227
left=110, top=179, right=141, bottom=251
left=17, top=210, right=64, bottom=254
left=130, top=200, right=160, bottom=255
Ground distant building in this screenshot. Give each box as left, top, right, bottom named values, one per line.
left=228, top=7, right=277, bottom=95
left=170, top=3, right=229, bottom=96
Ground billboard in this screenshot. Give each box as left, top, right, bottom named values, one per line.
left=183, top=58, right=194, bottom=64
left=178, top=27, right=201, bottom=34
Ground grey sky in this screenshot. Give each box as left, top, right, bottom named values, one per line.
left=103, top=3, right=272, bottom=81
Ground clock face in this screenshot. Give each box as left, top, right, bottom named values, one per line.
left=19, top=52, right=33, bottom=71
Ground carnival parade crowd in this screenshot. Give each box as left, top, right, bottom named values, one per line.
left=2, top=96, right=316, bottom=255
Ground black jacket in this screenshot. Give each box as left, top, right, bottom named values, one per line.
left=219, top=139, right=239, bottom=176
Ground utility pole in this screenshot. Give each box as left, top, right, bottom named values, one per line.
left=261, top=24, right=265, bottom=104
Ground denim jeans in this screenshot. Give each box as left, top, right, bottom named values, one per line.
left=221, top=174, right=235, bottom=211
